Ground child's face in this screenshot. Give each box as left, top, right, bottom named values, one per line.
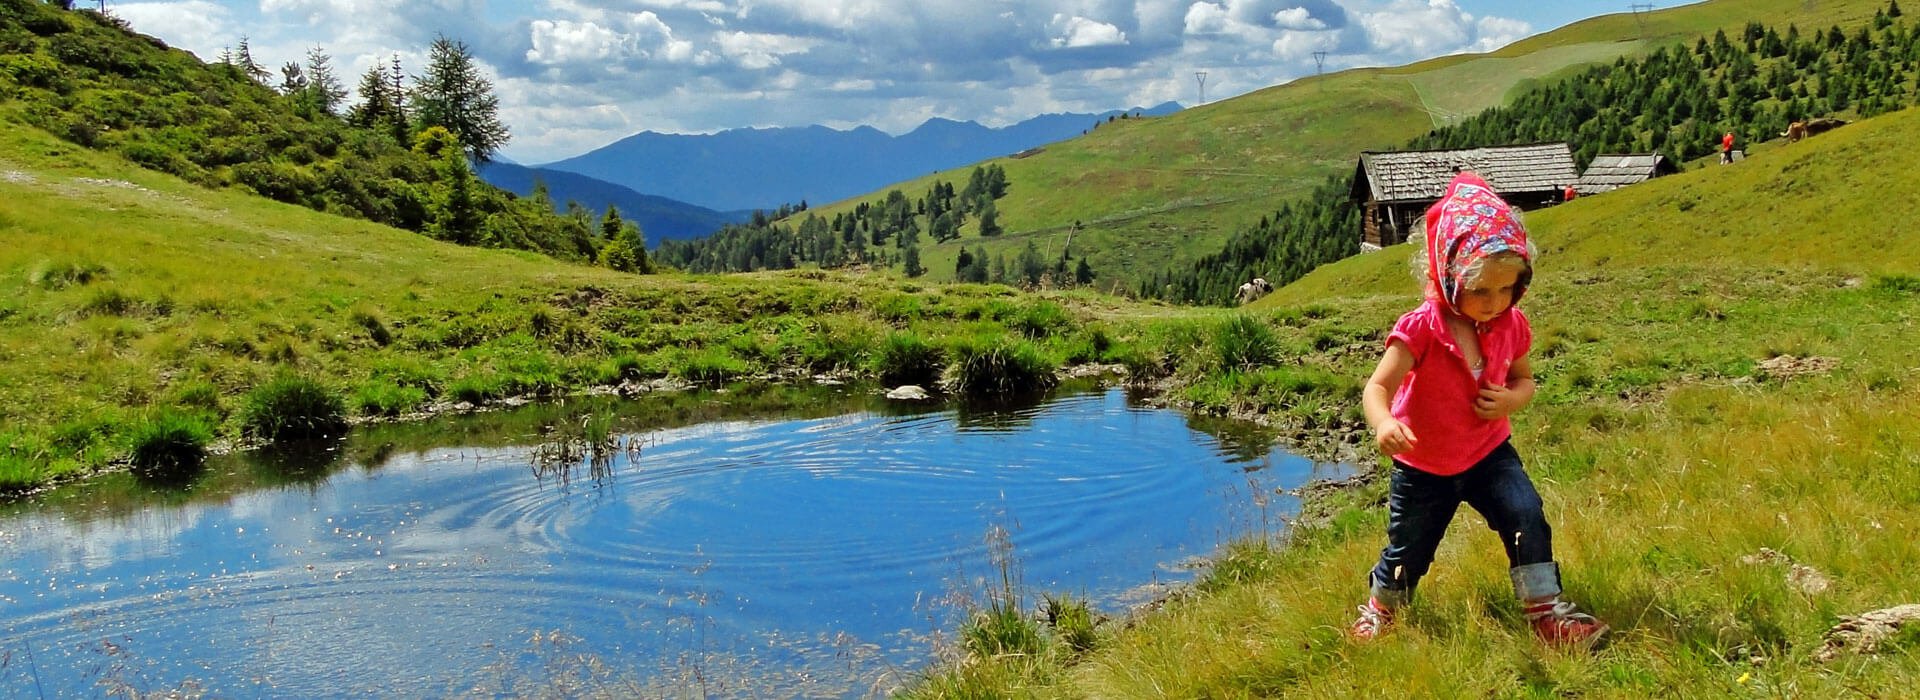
left=1457, top=264, right=1522, bottom=323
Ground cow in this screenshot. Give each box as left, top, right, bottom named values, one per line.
left=1784, top=121, right=1808, bottom=142
left=1235, top=277, right=1273, bottom=304
left=1804, top=117, right=1847, bottom=137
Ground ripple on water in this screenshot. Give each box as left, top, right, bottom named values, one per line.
left=0, top=389, right=1336, bottom=696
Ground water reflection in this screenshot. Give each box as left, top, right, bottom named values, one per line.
left=0, top=384, right=1353, bottom=697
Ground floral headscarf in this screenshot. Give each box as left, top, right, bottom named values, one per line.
left=1423, top=172, right=1533, bottom=316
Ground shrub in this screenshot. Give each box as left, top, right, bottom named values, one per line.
left=127, top=410, right=211, bottom=479
left=242, top=374, right=347, bottom=440
left=944, top=336, right=1057, bottom=397
left=871, top=331, right=943, bottom=387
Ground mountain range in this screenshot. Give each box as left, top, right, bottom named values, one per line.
left=474, top=161, right=747, bottom=245
left=534, top=103, right=1183, bottom=213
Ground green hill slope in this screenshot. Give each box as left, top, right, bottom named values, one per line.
left=808, top=0, right=1892, bottom=288
left=911, top=105, right=1920, bottom=697
left=0, top=121, right=1150, bottom=490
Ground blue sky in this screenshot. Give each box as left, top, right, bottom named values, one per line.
left=107, top=0, right=1698, bottom=163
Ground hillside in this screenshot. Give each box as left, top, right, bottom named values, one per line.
left=540, top=103, right=1182, bottom=212
left=800, top=0, right=1894, bottom=290
left=909, top=103, right=1920, bottom=697
left=476, top=161, right=746, bottom=244
left=0, top=1, right=617, bottom=265
left=0, top=115, right=1195, bottom=491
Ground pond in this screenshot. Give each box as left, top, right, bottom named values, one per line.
left=0, top=384, right=1352, bottom=697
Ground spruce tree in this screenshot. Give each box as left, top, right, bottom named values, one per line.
left=903, top=244, right=925, bottom=278
left=304, top=47, right=348, bottom=117
left=235, top=37, right=270, bottom=85
left=413, top=36, right=510, bottom=163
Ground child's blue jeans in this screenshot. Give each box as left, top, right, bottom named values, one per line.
left=1367, top=440, right=1561, bottom=608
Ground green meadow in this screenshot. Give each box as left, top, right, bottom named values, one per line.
left=904, top=103, right=1920, bottom=697
left=4, top=0, right=1919, bottom=695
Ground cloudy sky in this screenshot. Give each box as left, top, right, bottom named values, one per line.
left=108, top=0, right=1696, bottom=164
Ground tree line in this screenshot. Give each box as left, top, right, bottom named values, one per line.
left=654, top=164, right=1018, bottom=278
left=0, top=0, right=650, bottom=272
left=1144, top=2, right=1916, bottom=305
left=1411, top=2, right=1918, bottom=165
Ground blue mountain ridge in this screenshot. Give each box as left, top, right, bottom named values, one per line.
left=475, top=162, right=749, bottom=245
left=539, top=102, right=1183, bottom=213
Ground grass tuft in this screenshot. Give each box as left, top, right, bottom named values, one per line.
left=943, top=336, right=1057, bottom=397
left=1212, top=313, right=1279, bottom=372
left=127, top=410, right=211, bottom=481
left=27, top=259, right=107, bottom=289
left=872, top=331, right=944, bottom=387
left=241, top=374, right=348, bottom=440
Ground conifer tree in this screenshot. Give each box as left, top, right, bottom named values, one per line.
left=903, top=244, right=925, bottom=278
left=235, top=37, right=270, bottom=85
left=303, top=47, right=348, bottom=117
left=977, top=199, right=1003, bottom=237
left=350, top=60, right=402, bottom=133
left=412, top=36, right=510, bottom=163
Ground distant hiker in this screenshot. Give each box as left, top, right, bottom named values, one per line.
left=1721, top=131, right=1736, bottom=164
left=1349, top=172, right=1609, bottom=647
left=1561, top=183, right=1578, bottom=202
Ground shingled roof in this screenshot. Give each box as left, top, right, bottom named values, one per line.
left=1574, top=153, right=1676, bottom=195
left=1351, top=143, right=1578, bottom=204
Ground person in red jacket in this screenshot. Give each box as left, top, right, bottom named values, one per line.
left=1348, top=172, right=1609, bottom=647
left=1721, top=131, right=1736, bottom=164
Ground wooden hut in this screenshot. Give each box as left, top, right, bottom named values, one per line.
left=1350, top=143, right=1577, bottom=249
left=1574, top=153, right=1678, bottom=195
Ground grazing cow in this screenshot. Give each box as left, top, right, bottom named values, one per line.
left=1235, top=277, right=1273, bottom=304
left=1784, top=121, right=1808, bottom=142
left=1804, top=117, right=1847, bottom=137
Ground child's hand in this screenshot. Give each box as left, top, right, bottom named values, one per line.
left=1374, top=418, right=1418, bottom=456
left=1474, top=384, right=1525, bottom=419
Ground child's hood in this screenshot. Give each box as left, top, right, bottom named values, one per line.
left=1423, top=172, right=1533, bottom=316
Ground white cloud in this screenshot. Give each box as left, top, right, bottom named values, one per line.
left=1472, top=15, right=1531, bottom=52
left=1272, top=8, right=1326, bottom=31
left=526, top=20, right=624, bottom=65
left=1050, top=14, right=1128, bottom=48
left=714, top=31, right=815, bottom=70
left=1183, top=2, right=1230, bottom=35
left=1358, top=0, right=1514, bottom=58
left=1270, top=29, right=1336, bottom=60
left=110, top=1, right=233, bottom=60
left=111, top=0, right=1559, bottom=163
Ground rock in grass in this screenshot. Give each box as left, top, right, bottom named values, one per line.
left=1816, top=604, right=1920, bottom=663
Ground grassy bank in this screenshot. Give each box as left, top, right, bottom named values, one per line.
left=0, top=118, right=1374, bottom=492
left=903, top=107, right=1920, bottom=696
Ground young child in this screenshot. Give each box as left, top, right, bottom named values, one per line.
left=1349, top=172, right=1608, bottom=645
